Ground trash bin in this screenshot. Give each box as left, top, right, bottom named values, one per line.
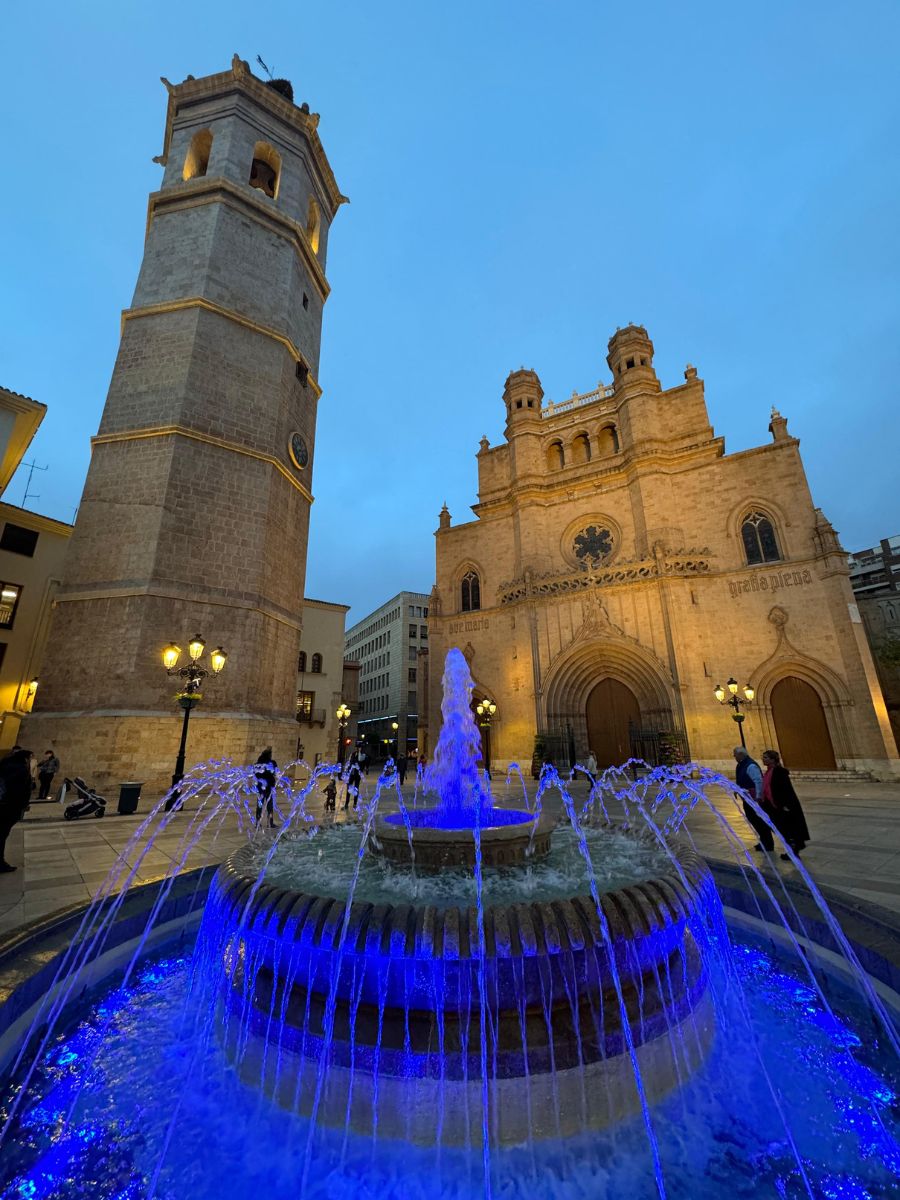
left=117, top=782, right=143, bottom=816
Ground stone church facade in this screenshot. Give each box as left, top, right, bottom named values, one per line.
left=426, top=325, right=898, bottom=777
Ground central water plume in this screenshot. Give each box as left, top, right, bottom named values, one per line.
left=422, top=646, right=490, bottom=826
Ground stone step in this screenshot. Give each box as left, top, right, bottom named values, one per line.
left=788, top=769, right=875, bottom=784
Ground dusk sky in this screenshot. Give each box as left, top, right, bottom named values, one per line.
left=2, top=2, right=898, bottom=625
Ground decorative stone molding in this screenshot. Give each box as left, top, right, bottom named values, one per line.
left=498, top=550, right=712, bottom=605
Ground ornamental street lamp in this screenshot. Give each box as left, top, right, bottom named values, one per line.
left=336, top=703, right=351, bottom=766
left=713, top=677, right=754, bottom=748
left=391, top=721, right=399, bottom=758
left=162, top=636, right=227, bottom=811
left=476, top=699, right=498, bottom=776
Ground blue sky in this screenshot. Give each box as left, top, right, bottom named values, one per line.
left=2, top=2, right=898, bottom=624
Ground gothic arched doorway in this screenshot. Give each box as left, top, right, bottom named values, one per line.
left=771, top=676, right=836, bottom=770
left=586, top=678, right=640, bottom=768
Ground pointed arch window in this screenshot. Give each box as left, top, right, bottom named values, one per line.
left=741, top=511, right=781, bottom=565
left=298, top=650, right=307, bottom=672
left=461, top=571, right=481, bottom=613
left=310, top=652, right=323, bottom=673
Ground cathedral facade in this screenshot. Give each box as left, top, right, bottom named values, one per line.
left=426, top=325, right=898, bottom=777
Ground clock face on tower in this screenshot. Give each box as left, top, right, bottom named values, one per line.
left=288, top=431, right=309, bottom=470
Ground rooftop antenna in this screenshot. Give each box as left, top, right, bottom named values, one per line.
left=256, top=54, right=274, bottom=80
left=21, top=458, right=48, bottom=508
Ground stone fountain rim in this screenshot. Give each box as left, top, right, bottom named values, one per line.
left=371, top=808, right=557, bottom=842
left=214, top=827, right=714, bottom=962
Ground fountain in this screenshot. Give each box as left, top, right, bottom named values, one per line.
left=0, top=650, right=896, bottom=1198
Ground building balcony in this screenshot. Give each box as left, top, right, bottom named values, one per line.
left=296, top=707, right=327, bottom=726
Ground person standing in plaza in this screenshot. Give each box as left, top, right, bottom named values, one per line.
left=345, top=758, right=362, bottom=810
left=37, top=750, right=60, bottom=799
left=254, top=747, right=278, bottom=827
left=0, top=748, right=34, bottom=872
left=733, top=746, right=774, bottom=852
left=585, top=750, right=598, bottom=783
left=397, top=752, right=408, bottom=786
left=761, top=749, right=811, bottom=860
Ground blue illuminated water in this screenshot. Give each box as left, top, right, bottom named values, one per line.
left=421, top=647, right=496, bottom=827
left=1, top=648, right=898, bottom=1199
left=0, top=932, right=895, bottom=1200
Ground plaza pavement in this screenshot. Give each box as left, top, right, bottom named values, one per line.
left=1, top=774, right=898, bottom=936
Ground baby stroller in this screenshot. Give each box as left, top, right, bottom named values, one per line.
left=62, top=777, right=107, bottom=820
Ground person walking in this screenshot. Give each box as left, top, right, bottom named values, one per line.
left=345, top=759, right=362, bottom=810
left=254, top=747, right=278, bottom=827
left=397, top=753, right=408, bottom=786
left=585, top=750, right=598, bottom=783
left=358, top=749, right=369, bottom=777
left=0, top=748, right=34, bottom=872
left=37, top=750, right=60, bottom=800
left=733, top=746, right=773, bottom=852
left=761, top=749, right=811, bottom=860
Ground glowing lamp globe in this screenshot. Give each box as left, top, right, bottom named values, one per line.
left=163, top=644, right=181, bottom=671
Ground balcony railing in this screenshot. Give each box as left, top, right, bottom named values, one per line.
left=542, top=383, right=615, bottom=418
left=296, top=707, right=327, bottom=726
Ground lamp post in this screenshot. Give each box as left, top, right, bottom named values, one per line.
left=391, top=720, right=399, bottom=758
left=713, top=677, right=754, bottom=748
left=162, top=636, right=227, bottom=810
left=475, top=699, right=498, bottom=776
left=336, top=703, right=351, bottom=766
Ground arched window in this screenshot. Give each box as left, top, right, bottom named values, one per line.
left=307, top=196, right=321, bottom=254
left=461, top=571, right=481, bottom=613
left=249, top=141, right=281, bottom=199
left=298, top=650, right=307, bottom=672
left=183, top=129, right=213, bottom=181
left=572, top=433, right=591, bottom=464
left=311, top=652, right=323, bottom=673
left=546, top=440, right=565, bottom=470
left=741, top=511, right=781, bottom=565
left=597, top=425, right=619, bottom=456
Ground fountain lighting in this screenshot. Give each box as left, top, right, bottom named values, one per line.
left=0, top=650, right=896, bottom=1198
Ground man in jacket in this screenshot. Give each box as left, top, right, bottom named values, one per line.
left=0, top=748, right=34, bottom=872
left=733, top=745, right=773, bottom=852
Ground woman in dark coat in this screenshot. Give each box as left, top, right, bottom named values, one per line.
left=0, top=748, right=34, bottom=872
left=761, top=749, right=811, bottom=860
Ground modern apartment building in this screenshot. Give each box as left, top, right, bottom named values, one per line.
left=848, top=535, right=900, bottom=748
left=344, top=590, right=430, bottom=759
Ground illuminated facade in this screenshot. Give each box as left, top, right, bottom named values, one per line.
left=26, top=58, right=346, bottom=791
left=426, top=325, right=898, bottom=776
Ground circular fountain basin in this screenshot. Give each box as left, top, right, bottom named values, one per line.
left=206, top=824, right=716, bottom=1139
left=370, top=807, right=555, bottom=868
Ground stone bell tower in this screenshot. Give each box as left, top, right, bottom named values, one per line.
left=27, top=57, right=346, bottom=791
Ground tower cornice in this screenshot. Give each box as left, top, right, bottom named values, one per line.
left=121, top=296, right=323, bottom=397
left=146, top=175, right=331, bottom=301
left=154, top=55, right=348, bottom=217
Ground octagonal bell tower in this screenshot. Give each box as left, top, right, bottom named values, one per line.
left=28, top=57, right=347, bottom=791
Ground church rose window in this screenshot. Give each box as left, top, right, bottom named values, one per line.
left=741, top=512, right=781, bottom=565
left=461, top=571, right=481, bottom=612
left=573, top=526, right=614, bottom=567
